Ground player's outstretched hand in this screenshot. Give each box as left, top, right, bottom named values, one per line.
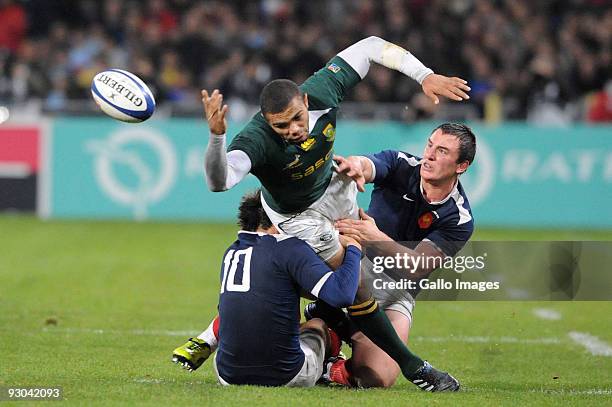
left=339, top=233, right=361, bottom=252
left=202, top=89, right=228, bottom=135
left=333, top=155, right=366, bottom=192
left=421, top=74, right=471, bottom=105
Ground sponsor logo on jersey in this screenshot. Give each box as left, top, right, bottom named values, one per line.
left=327, top=63, right=341, bottom=73
left=402, top=194, right=415, bottom=202
left=418, top=212, right=434, bottom=229
left=299, top=137, right=316, bottom=151
left=283, top=154, right=302, bottom=170
left=323, top=123, right=336, bottom=142
left=290, top=150, right=333, bottom=180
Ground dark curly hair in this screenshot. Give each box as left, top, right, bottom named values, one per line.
left=237, top=189, right=273, bottom=231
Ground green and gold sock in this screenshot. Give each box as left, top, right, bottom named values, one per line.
left=348, top=297, right=424, bottom=378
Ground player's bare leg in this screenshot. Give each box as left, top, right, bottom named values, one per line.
left=300, top=318, right=331, bottom=355
left=310, top=252, right=427, bottom=383
left=349, top=310, right=409, bottom=387
left=308, top=259, right=460, bottom=391
left=324, top=306, right=460, bottom=391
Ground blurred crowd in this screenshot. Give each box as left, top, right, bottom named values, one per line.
left=0, top=0, right=610, bottom=122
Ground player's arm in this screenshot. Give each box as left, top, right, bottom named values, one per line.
left=333, top=154, right=375, bottom=192
left=336, top=209, right=445, bottom=281
left=334, top=149, right=399, bottom=192
left=287, top=237, right=362, bottom=308
left=374, top=240, right=446, bottom=281
left=202, top=89, right=252, bottom=192
left=337, top=36, right=470, bottom=104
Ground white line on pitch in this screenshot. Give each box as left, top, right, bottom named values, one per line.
left=42, top=327, right=196, bottom=337
left=532, top=308, right=562, bottom=321
left=468, top=387, right=612, bottom=396
left=412, top=335, right=561, bottom=345
left=133, top=378, right=165, bottom=384
left=133, top=377, right=207, bottom=386
left=568, top=331, right=612, bottom=356
left=525, top=388, right=612, bottom=396
left=41, top=327, right=563, bottom=345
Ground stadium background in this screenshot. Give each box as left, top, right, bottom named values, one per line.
left=1, top=0, right=611, bottom=405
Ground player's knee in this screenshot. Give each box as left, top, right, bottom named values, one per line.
left=377, top=371, right=399, bottom=388
left=301, top=318, right=328, bottom=338
left=360, top=370, right=398, bottom=388
left=301, top=318, right=330, bottom=355
left=372, top=375, right=397, bottom=389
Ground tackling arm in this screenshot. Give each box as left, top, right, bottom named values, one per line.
left=370, top=240, right=446, bottom=281
left=335, top=210, right=446, bottom=281
left=289, top=240, right=362, bottom=309
left=313, top=245, right=362, bottom=308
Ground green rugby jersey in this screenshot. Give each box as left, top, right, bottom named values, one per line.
left=228, top=56, right=361, bottom=214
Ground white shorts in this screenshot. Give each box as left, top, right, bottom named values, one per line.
left=213, top=329, right=326, bottom=387
left=261, top=170, right=359, bottom=262
left=285, top=329, right=326, bottom=387
left=361, top=256, right=415, bottom=325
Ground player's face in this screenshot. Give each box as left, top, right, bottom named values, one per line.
left=420, top=129, right=469, bottom=183
left=264, top=94, right=310, bottom=143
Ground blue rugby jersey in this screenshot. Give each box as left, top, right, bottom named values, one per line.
left=216, top=231, right=360, bottom=386
left=366, top=150, right=474, bottom=256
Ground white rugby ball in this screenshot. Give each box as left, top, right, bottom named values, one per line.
left=91, top=69, right=155, bottom=123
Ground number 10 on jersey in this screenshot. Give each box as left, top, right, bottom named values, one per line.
left=220, top=247, right=253, bottom=293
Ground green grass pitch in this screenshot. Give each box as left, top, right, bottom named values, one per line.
left=1, top=215, right=611, bottom=406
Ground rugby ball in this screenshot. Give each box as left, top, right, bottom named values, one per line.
left=91, top=69, right=155, bottom=123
